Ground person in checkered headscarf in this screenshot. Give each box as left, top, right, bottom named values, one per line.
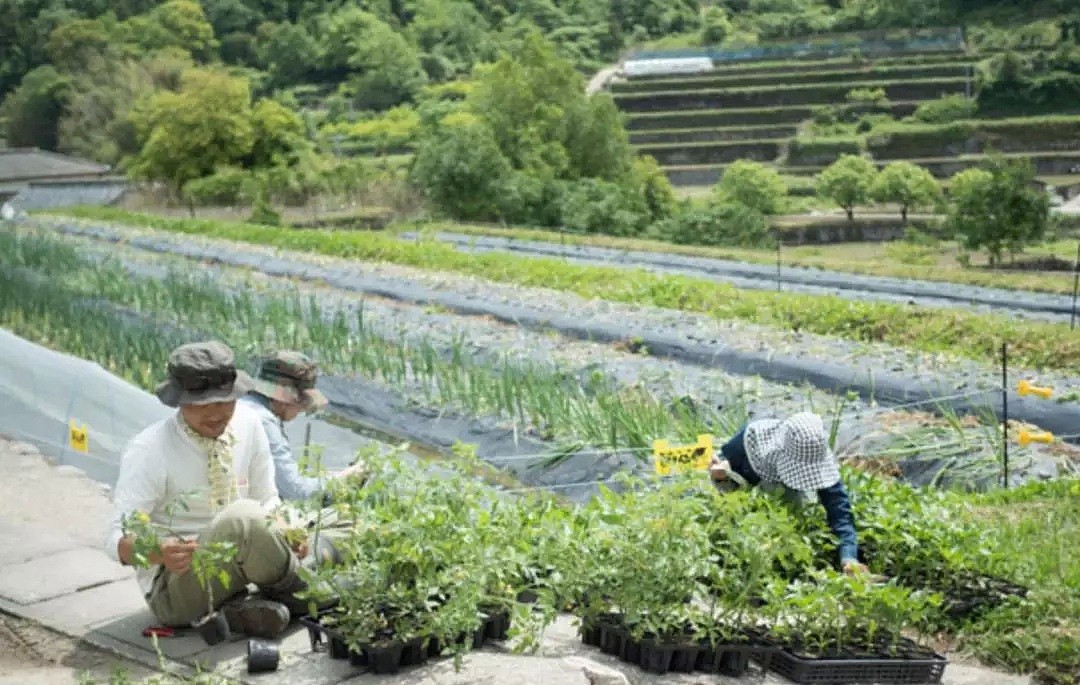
left=709, top=411, right=869, bottom=575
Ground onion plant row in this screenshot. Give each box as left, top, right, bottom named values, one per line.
left=2, top=230, right=1076, bottom=684
left=48, top=208, right=1080, bottom=373
left=0, top=229, right=747, bottom=455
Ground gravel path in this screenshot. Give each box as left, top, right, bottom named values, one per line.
left=24, top=219, right=1079, bottom=485
left=407, top=231, right=1078, bottom=322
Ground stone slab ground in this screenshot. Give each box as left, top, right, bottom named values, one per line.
left=0, top=436, right=1033, bottom=685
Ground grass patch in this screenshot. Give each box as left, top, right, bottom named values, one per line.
left=957, top=480, right=1080, bottom=685
left=46, top=207, right=1080, bottom=373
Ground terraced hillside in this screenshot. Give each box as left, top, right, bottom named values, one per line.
left=612, top=46, right=1080, bottom=187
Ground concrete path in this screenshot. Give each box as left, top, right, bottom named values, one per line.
left=0, top=436, right=1033, bottom=685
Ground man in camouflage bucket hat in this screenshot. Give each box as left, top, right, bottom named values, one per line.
left=105, top=341, right=321, bottom=640
left=240, top=350, right=367, bottom=504
left=708, top=411, right=870, bottom=576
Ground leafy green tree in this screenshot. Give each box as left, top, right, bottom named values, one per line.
left=629, top=156, right=677, bottom=222
left=410, top=112, right=510, bottom=220
left=817, top=154, right=878, bottom=221
left=129, top=68, right=255, bottom=201
left=323, top=8, right=427, bottom=110
left=256, top=21, right=319, bottom=86
left=947, top=157, right=1050, bottom=267
left=247, top=98, right=309, bottom=168
left=870, top=161, right=943, bottom=224
left=652, top=201, right=773, bottom=248
left=469, top=31, right=633, bottom=181
left=701, top=6, right=733, bottom=44
left=561, top=178, right=652, bottom=236
left=58, top=55, right=154, bottom=164
left=409, top=0, right=496, bottom=78
left=1, top=66, right=71, bottom=150
left=122, top=0, right=219, bottom=61
left=46, top=18, right=117, bottom=72
left=716, top=160, right=787, bottom=215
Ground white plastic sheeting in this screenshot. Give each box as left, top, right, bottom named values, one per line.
left=622, top=57, right=713, bottom=77
left=0, top=329, right=375, bottom=486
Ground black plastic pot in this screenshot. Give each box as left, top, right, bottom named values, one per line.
left=192, top=611, right=230, bottom=646
left=472, top=625, right=486, bottom=649
left=485, top=610, right=511, bottom=641
left=426, top=636, right=443, bottom=657
left=364, top=642, right=405, bottom=675
left=247, top=638, right=280, bottom=674
left=640, top=642, right=675, bottom=674
left=328, top=636, right=349, bottom=660
left=348, top=648, right=368, bottom=667
left=600, top=625, right=624, bottom=656
left=581, top=621, right=602, bottom=648
left=696, top=645, right=718, bottom=673
left=619, top=635, right=642, bottom=664
left=400, top=637, right=427, bottom=667
left=719, top=649, right=750, bottom=676
left=517, top=589, right=539, bottom=604
left=671, top=645, right=699, bottom=673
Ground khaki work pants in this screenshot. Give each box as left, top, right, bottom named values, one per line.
left=147, top=500, right=296, bottom=626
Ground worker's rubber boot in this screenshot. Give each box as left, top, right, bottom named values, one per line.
left=221, top=597, right=291, bottom=639
left=261, top=565, right=339, bottom=620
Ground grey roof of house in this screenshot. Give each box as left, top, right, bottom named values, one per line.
left=0, top=148, right=111, bottom=183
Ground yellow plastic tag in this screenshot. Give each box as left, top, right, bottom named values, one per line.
left=1017, top=380, right=1053, bottom=400
left=68, top=420, right=89, bottom=454
left=1017, top=429, right=1053, bottom=446
left=652, top=434, right=714, bottom=476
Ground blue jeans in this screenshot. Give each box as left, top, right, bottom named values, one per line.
left=720, top=425, right=859, bottom=565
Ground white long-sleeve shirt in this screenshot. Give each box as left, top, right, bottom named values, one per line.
left=104, top=403, right=281, bottom=595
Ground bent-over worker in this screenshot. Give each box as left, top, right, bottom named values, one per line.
left=709, top=411, right=869, bottom=575
left=104, top=341, right=314, bottom=638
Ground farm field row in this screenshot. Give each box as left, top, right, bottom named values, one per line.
left=420, top=221, right=1079, bottom=294
left=2, top=219, right=1078, bottom=685
left=49, top=209, right=1080, bottom=375
left=2, top=221, right=1039, bottom=490
left=397, top=230, right=1074, bottom=323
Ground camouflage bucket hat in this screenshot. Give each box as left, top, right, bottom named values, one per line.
left=155, top=341, right=254, bottom=408
left=251, top=350, right=328, bottom=412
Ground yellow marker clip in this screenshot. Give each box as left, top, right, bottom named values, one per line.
left=68, top=420, right=89, bottom=454
left=652, top=434, right=714, bottom=476
left=1017, top=380, right=1053, bottom=399
left=1018, top=429, right=1054, bottom=446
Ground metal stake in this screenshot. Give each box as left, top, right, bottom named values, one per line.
left=1071, top=241, right=1079, bottom=331
left=775, top=239, right=782, bottom=292
left=1001, top=342, right=1009, bottom=489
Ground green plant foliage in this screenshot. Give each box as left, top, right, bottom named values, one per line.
left=49, top=208, right=1080, bottom=372
left=715, top=159, right=787, bottom=215
left=911, top=94, right=978, bottom=124
left=946, top=155, right=1051, bottom=267
left=870, top=161, right=943, bottom=223
left=816, top=154, right=878, bottom=221
left=650, top=201, right=774, bottom=248
left=1, top=65, right=71, bottom=150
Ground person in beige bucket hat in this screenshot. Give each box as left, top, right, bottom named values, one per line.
left=708, top=411, right=869, bottom=576
left=240, top=350, right=367, bottom=504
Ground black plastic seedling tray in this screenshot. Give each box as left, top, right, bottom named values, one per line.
left=762, top=647, right=947, bottom=684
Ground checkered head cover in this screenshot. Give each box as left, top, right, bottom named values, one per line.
left=745, top=412, right=841, bottom=492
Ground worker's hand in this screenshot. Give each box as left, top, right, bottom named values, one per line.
left=159, top=539, right=199, bottom=576
left=290, top=538, right=310, bottom=560
left=337, top=462, right=369, bottom=486
left=708, top=456, right=730, bottom=482
left=842, top=559, right=870, bottom=576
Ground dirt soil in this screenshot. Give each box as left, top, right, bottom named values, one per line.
left=0, top=612, right=155, bottom=685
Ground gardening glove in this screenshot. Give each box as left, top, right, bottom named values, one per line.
left=708, top=455, right=730, bottom=482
